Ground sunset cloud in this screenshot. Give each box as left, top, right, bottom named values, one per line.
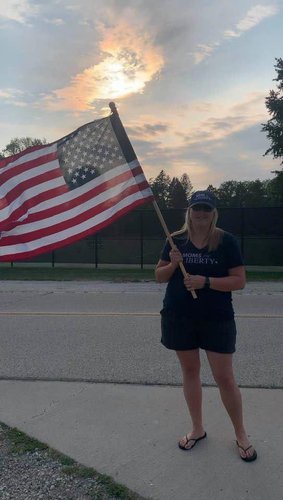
left=182, top=92, right=267, bottom=145
left=0, top=1, right=280, bottom=189
left=41, top=22, right=164, bottom=112
left=127, top=122, right=169, bottom=140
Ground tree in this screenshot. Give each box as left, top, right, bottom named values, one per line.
left=262, top=58, right=283, bottom=163
left=206, top=184, right=219, bottom=198
left=179, top=173, right=193, bottom=200
left=262, top=58, right=283, bottom=205
left=0, top=137, right=47, bottom=157
left=244, top=179, right=269, bottom=207
left=266, top=170, right=283, bottom=205
left=149, top=169, right=171, bottom=208
left=213, top=179, right=273, bottom=207
left=149, top=170, right=193, bottom=208
left=215, top=181, right=246, bottom=207
left=167, top=177, right=188, bottom=208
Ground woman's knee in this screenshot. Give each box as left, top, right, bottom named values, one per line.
left=206, top=351, right=236, bottom=390
left=213, top=372, right=236, bottom=390
left=176, top=350, right=201, bottom=378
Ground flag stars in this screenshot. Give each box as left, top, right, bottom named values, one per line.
left=58, top=117, right=129, bottom=190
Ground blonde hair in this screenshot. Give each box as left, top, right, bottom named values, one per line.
left=172, top=208, right=224, bottom=251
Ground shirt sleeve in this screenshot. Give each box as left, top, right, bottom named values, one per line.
left=224, top=232, right=244, bottom=268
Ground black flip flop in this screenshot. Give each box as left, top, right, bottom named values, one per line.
left=236, top=441, right=257, bottom=462
left=178, top=432, right=207, bottom=451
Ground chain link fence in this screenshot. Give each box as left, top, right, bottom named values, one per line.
left=6, top=207, right=283, bottom=267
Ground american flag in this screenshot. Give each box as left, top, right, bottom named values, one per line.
left=0, top=111, right=154, bottom=261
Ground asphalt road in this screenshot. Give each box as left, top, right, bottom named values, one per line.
left=0, top=280, right=282, bottom=388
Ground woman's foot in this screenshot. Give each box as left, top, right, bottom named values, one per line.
left=236, top=434, right=257, bottom=462
left=178, top=431, right=207, bottom=451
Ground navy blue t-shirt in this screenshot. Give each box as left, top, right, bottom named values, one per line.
left=160, top=231, right=244, bottom=320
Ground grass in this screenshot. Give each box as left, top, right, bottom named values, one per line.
left=0, top=267, right=155, bottom=282
left=62, top=466, right=140, bottom=499
left=0, top=266, right=283, bottom=281
left=246, top=271, right=283, bottom=281
left=0, top=422, right=144, bottom=500
left=3, top=425, right=49, bottom=454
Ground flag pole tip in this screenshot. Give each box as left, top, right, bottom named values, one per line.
left=109, top=102, right=118, bottom=114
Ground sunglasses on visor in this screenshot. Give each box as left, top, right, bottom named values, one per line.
left=191, top=204, right=214, bottom=212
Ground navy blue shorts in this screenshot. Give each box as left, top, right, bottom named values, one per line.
left=160, top=308, right=237, bottom=353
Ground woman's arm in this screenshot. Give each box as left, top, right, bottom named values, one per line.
left=155, top=247, right=183, bottom=283
left=183, top=266, right=246, bottom=292
left=155, top=260, right=177, bottom=283
left=209, top=266, right=246, bottom=291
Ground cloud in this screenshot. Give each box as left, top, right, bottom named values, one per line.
left=0, top=88, right=28, bottom=106
left=224, top=4, right=279, bottom=38
left=182, top=92, right=267, bottom=145
left=192, top=43, right=219, bottom=64
left=129, top=90, right=271, bottom=186
left=44, top=18, right=65, bottom=25
left=40, top=21, right=164, bottom=112
left=127, top=122, right=169, bottom=139
left=0, top=0, right=38, bottom=24
left=192, top=3, right=279, bottom=63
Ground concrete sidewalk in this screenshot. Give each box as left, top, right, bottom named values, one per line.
left=0, top=380, right=282, bottom=500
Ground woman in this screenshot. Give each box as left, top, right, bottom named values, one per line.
left=155, top=190, right=257, bottom=462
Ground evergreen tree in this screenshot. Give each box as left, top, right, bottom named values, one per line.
left=167, top=177, right=188, bottom=208
left=262, top=58, right=283, bottom=163
left=149, top=169, right=171, bottom=208
left=180, top=173, right=193, bottom=200
left=262, top=58, right=283, bottom=205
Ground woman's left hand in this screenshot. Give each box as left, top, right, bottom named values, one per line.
left=184, top=274, right=206, bottom=291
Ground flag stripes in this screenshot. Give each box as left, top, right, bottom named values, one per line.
left=0, top=189, right=152, bottom=260
left=1, top=175, right=150, bottom=244
left=0, top=114, right=154, bottom=261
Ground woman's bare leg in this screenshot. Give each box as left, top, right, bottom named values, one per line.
left=206, top=351, right=256, bottom=459
left=176, top=349, right=205, bottom=448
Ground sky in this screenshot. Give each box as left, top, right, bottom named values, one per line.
left=0, top=0, right=282, bottom=190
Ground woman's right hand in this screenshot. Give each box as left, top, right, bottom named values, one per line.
left=169, top=247, right=183, bottom=266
